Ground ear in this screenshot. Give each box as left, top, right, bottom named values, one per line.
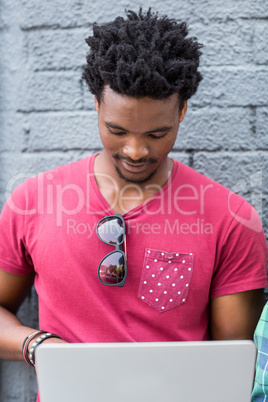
left=179, top=101, right=187, bottom=123
left=94, top=96, right=100, bottom=114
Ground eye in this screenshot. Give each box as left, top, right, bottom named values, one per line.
left=107, top=128, right=126, bottom=136
left=148, top=133, right=168, bottom=139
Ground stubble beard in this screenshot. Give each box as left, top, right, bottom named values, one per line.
left=114, top=164, right=159, bottom=184
left=112, top=154, right=159, bottom=184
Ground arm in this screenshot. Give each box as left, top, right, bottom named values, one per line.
left=210, top=288, right=265, bottom=340
left=0, top=269, right=65, bottom=361
left=252, top=302, right=268, bottom=401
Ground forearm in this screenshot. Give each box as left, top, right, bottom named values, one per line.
left=0, top=271, right=66, bottom=363
left=0, top=306, right=67, bottom=362
left=0, top=306, right=38, bottom=360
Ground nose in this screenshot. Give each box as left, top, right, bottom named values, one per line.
left=122, top=136, right=149, bottom=161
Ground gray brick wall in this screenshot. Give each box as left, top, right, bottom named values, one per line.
left=0, top=0, right=267, bottom=400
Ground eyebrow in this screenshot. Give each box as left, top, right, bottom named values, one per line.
left=105, top=121, right=173, bottom=133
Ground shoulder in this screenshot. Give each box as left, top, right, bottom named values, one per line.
left=173, top=158, right=238, bottom=194
left=3, top=156, right=94, bottom=216
left=171, top=159, right=265, bottom=237
left=172, top=158, right=246, bottom=212
left=32, top=155, right=92, bottom=184
left=18, top=155, right=92, bottom=191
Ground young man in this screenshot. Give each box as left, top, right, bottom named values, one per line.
left=252, top=302, right=268, bottom=401
left=0, top=7, right=267, bottom=379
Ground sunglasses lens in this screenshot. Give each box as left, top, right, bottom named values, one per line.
left=99, top=251, right=126, bottom=285
left=97, top=216, right=124, bottom=245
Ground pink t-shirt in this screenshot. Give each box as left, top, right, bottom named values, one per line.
left=0, top=154, right=267, bottom=344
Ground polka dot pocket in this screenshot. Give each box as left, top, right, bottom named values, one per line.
left=138, top=248, right=194, bottom=313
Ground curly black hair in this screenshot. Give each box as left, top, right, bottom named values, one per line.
left=82, top=8, right=203, bottom=107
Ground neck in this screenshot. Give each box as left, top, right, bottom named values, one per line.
left=93, top=152, right=173, bottom=214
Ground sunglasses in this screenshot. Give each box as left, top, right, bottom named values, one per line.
left=96, top=214, right=127, bottom=287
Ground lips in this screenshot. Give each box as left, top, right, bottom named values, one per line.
left=121, top=160, right=149, bottom=173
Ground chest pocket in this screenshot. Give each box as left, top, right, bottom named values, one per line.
left=138, top=248, right=194, bottom=313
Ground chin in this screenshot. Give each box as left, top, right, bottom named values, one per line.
left=115, top=165, right=158, bottom=184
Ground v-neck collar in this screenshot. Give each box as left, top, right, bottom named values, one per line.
left=89, top=153, right=179, bottom=219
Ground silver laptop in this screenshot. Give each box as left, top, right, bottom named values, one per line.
left=35, top=340, right=256, bottom=402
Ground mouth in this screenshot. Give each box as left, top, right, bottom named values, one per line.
left=121, top=160, right=149, bottom=173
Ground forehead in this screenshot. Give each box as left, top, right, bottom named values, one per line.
left=99, top=86, right=180, bottom=125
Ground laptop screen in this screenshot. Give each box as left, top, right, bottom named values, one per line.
left=36, top=340, right=256, bottom=402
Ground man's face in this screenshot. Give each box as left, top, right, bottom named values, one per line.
left=95, top=86, right=187, bottom=184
